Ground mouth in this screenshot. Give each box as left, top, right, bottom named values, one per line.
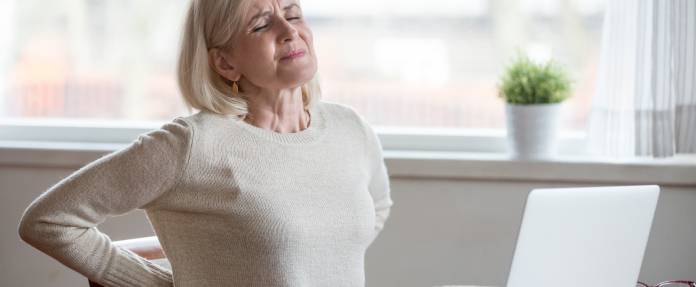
left=280, top=49, right=306, bottom=61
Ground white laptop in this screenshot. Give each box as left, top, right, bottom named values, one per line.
left=505, top=185, right=660, bottom=287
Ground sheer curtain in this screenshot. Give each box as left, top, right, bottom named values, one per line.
left=589, top=0, right=695, bottom=158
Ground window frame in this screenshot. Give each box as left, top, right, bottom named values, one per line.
left=0, top=118, right=588, bottom=155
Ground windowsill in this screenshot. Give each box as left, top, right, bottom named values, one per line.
left=1, top=140, right=694, bottom=186
left=384, top=150, right=696, bottom=186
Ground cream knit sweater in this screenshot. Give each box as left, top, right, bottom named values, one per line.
left=18, top=101, right=393, bottom=287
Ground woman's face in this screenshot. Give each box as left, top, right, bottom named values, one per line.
left=229, top=0, right=317, bottom=93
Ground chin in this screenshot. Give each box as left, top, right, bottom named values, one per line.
left=280, top=65, right=317, bottom=87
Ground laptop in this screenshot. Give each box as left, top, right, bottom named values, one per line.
left=505, top=185, right=660, bottom=287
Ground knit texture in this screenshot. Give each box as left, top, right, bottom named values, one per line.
left=18, top=101, right=394, bottom=287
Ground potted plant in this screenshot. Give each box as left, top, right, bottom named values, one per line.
left=497, top=53, right=572, bottom=159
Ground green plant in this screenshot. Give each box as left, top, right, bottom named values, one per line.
left=498, top=53, right=572, bottom=105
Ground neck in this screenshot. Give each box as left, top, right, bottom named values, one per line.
left=242, top=87, right=311, bottom=133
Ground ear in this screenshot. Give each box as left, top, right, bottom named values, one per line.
left=208, top=48, right=242, bottom=82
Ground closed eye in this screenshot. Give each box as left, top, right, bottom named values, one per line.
left=252, top=16, right=301, bottom=33
left=252, top=24, right=269, bottom=32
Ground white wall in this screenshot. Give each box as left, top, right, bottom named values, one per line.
left=2, top=160, right=695, bottom=287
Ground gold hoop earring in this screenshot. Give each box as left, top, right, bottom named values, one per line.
left=232, top=81, right=239, bottom=97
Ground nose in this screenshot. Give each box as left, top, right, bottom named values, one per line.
left=278, top=18, right=299, bottom=43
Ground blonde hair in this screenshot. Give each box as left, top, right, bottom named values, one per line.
left=177, top=0, right=322, bottom=117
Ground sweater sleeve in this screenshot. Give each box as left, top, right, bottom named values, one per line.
left=360, top=118, right=394, bottom=244
left=17, top=117, right=193, bottom=287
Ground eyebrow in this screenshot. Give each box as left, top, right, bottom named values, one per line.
left=248, top=10, right=272, bottom=25
left=282, top=3, right=300, bottom=12
left=248, top=4, right=301, bottom=25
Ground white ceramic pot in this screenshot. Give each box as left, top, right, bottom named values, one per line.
left=505, top=103, right=562, bottom=160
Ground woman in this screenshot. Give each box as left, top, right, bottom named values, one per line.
left=17, top=0, right=394, bottom=286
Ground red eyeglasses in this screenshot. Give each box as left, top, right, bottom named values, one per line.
left=637, top=280, right=696, bottom=287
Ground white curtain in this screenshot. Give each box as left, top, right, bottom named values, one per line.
left=589, top=0, right=696, bottom=158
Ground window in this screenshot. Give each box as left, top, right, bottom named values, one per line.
left=1, top=1, right=190, bottom=121
left=0, top=0, right=605, bottom=147
left=305, top=0, right=605, bottom=131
